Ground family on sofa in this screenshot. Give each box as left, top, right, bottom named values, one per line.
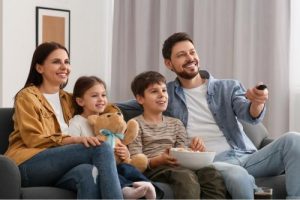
left=3, top=32, right=300, bottom=199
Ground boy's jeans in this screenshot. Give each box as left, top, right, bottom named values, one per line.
left=19, top=143, right=123, bottom=199
left=214, top=132, right=300, bottom=199
left=145, top=165, right=227, bottom=199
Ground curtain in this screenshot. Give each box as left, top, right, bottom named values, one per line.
left=111, top=0, right=290, bottom=138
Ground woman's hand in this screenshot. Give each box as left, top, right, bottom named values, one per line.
left=190, top=137, right=206, bottom=152
left=115, top=143, right=130, bottom=161
left=62, top=136, right=103, bottom=147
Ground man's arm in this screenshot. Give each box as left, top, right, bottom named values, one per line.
left=232, top=81, right=267, bottom=123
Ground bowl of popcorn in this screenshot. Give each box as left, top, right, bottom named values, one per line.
left=170, top=147, right=216, bottom=170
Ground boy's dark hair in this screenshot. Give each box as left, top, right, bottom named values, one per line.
left=73, top=76, right=106, bottom=115
left=131, top=71, right=166, bottom=97
left=162, top=32, right=194, bottom=59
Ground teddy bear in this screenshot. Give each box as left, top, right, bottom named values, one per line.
left=87, top=105, right=148, bottom=172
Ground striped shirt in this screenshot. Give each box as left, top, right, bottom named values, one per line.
left=128, top=115, right=187, bottom=158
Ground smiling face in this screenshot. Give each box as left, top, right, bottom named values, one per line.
left=164, top=40, right=200, bottom=80
left=136, top=82, right=168, bottom=114
left=76, top=83, right=108, bottom=117
left=36, top=48, right=70, bottom=92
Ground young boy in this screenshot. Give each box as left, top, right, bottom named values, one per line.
left=128, top=71, right=227, bottom=199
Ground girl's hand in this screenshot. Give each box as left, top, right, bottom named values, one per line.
left=115, top=143, right=130, bottom=160
left=190, top=137, right=206, bottom=152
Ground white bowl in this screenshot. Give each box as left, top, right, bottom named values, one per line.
left=170, top=148, right=215, bottom=170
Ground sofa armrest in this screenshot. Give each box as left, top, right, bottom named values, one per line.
left=240, top=121, right=269, bottom=149
left=0, top=155, right=21, bottom=198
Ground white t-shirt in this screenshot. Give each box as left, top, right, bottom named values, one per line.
left=68, top=115, right=94, bottom=136
left=43, top=92, right=69, bottom=133
left=183, top=83, right=231, bottom=154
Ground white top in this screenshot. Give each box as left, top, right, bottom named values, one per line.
left=183, top=83, right=231, bottom=154
left=43, top=92, right=69, bottom=133
left=68, top=115, right=94, bottom=136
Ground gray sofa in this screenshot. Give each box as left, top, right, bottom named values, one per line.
left=0, top=107, right=286, bottom=199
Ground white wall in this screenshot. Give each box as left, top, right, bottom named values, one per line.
left=289, top=0, right=300, bottom=132
left=0, top=0, right=114, bottom=107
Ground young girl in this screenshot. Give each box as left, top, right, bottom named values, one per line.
left=68, top=76, right=156, bottom=199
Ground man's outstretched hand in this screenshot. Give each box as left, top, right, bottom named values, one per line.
left=246, top=83, right=268, bottom=118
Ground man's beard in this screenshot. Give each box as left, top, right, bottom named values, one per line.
left=173, top=67, right=199, bottom=79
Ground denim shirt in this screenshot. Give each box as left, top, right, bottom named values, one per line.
left=165, top=70, right=265, bottom=153
left=117, top=70, right=266, bottom=154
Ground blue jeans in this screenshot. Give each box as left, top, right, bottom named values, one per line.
left=18, top=143, right=123, bottom=199
left=213, top=132, right=300, bottom=199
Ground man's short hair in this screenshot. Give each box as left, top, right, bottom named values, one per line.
left=162, top=32, right=194, bottom=59
left=131, top=71, right=166, bottom=97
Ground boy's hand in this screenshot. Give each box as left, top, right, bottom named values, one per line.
left=190, top=137, right=206, bottom=152
left=149, top=148, right=178, bottom=168
left=161, top=148, right=178, bottom=166
left=115, top=143, right=130, bottom=160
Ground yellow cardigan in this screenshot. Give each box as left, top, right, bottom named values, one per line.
left=5, top=86, right=74, bottom=165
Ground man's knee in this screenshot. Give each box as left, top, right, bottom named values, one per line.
left=282, top=132, right=300, bottom=146
left=278, top=132, right=300, bottom=155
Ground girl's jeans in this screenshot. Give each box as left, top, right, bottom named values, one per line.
left=117, top=163, right=151, bottom=187
left=19, top=142, right=123, bottom=199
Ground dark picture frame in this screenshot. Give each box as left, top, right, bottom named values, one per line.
left=36, top=7, right=71, bottom=52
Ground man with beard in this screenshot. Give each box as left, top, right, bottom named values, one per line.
left=117, top=32, right=300, bottom=199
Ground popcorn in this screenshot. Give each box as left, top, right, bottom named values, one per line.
left=172, top=147, right=200, bottom=153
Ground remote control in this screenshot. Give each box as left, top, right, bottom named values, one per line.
left=256, top=84, right=267, bottom=90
